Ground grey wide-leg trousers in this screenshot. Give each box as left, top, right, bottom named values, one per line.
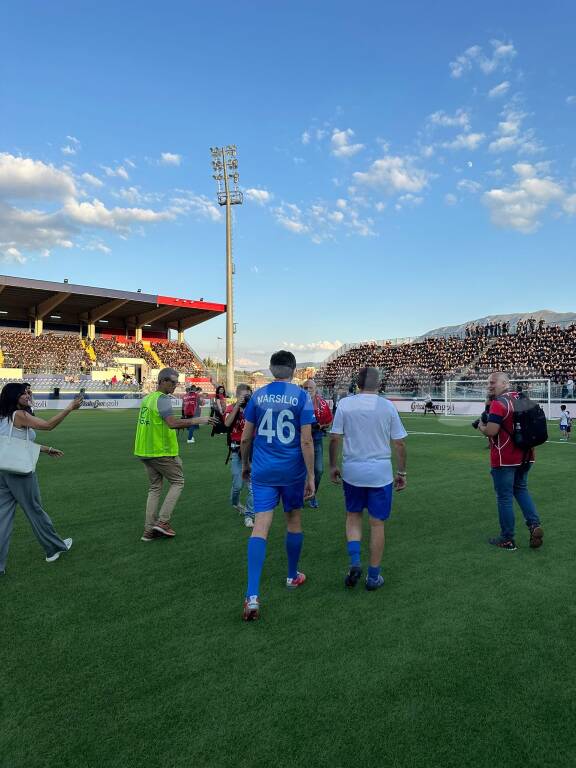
left=0, top=471, right=67, bottom=572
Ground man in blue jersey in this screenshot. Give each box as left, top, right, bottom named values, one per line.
left=240, top=350, right=316, bottom=621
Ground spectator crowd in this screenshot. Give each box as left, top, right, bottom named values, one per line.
left=318, top=320, right=576, bottom=393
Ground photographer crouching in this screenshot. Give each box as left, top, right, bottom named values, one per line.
left=224, top=384, right=255, bottom=528
left=475, top=371, right=544, bottom=551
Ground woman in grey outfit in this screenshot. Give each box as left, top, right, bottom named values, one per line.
left=0, top=382, right=82, bottom=576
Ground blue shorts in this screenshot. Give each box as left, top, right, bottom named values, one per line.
left=343, top=481, right=393, bottom=520
left=252, top=480, right=305, bottom=514
left=560, top=424, right=568, bottom=432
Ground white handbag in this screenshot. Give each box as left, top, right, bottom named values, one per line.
left=0, top=419, right=41, bottom=475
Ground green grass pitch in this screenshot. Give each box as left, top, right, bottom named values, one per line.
left=1, top=410, right=575, bottom=768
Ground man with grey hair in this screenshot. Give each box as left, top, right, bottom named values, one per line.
left=134, top=368, right=216, bottom=541
left=330, top=367, right=407, bottom=590
left=478, top=371, right=543, bottom=550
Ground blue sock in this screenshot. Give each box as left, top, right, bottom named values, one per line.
left=285, top=532, right=304, bottom=580
left=246, top=536, right=267, bottom=598
left=368, top=565, right=381, bottom=581
left=347, top=540, right=361, bottom=567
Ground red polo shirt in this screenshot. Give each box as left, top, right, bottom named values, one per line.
left=224, top=403, right=246, bottom=442
left=488, top=392, right=535, bottom=468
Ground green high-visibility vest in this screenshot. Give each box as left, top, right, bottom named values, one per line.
left=134, top=391, right=179, bottom=458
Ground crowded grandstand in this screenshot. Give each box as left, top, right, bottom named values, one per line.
left=0, top=274, right=224, bottom=397
left=317, top=316, right=576, bottom=400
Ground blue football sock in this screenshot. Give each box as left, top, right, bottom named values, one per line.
left=368, top=565, right=381, bottom=581
left=246, top=536, right=267, bottom=598
left=347, top=540, right=361, bottom=567
left=285, top=531, right=304, bottom=580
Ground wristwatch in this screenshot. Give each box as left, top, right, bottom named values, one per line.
left=396, top=471, right=407, bottom=476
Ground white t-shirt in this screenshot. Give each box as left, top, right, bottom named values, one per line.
left=331, top=393, right=407, bottom=488
left=566, top=379, right=574, bottom=393
left=560, top=410, right=570, bottom=426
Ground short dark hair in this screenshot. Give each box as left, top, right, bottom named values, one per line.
left=357, top=367, right=380, bottom=391
left=0, top=382, right=28, bottom=420
left=270, top=350, right=296, bottom=371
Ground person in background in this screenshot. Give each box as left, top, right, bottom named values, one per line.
left=301, top=379, right=332, bottom=509
left=329, top=367, right=407, bottom=591
left=134, top=368, right=217, bottom=542
left=182, top=385, right=199, bottom=444
left=0, top=382, right=83, bottom=576
left=559, top=404, right=571, bottom=441
left=224, top=384, right=254, bottom=528
left=213, top=385, right=227, bottom=418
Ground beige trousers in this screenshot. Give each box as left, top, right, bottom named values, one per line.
left=142, top=456, right=185, bottom=530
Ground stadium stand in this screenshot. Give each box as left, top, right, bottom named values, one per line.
left=317, top=320, right=576, bottom=394
left=0, top=274, right=224, bottom=390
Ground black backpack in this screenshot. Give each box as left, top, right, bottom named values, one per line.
left=497, top=394, right=548, bottom=451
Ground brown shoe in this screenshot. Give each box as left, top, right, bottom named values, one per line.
left=529, top=524, right=544, bottom=549
left=141, top=529, right=159, bottom=542
left=153, top=520, right=176, bottom=537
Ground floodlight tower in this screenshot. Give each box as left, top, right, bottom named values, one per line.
left=210, top=145, right=243, bottom=394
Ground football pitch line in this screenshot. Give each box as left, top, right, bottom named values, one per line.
left=406, top=430, right=576, bottom=446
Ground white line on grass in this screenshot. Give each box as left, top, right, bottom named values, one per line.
left=407, top=431, right=576, bottom=446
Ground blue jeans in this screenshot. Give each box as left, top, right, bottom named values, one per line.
left=313, top=439, right=324, bottom=494
left=187, top=425, right=198, bottom=440
left=230, top=452, right=254, bottom=515
left=490, top=465, right=540, bottom=540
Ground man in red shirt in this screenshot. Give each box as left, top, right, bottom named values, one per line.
left=478, top=371, right=543, bottom=551
left=182, top=386, right=199, bottom=443
left=301, top=379, right=333, bottom=509
left=224, top=384, right=254, bottom=527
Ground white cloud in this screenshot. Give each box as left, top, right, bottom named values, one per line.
left=450, top=39, right=517, bottom=78
left=80, top=172, right=104, bottom=188
left=488, top=81, right=510, bottom=99
left=428, top=109, right=470, bottom=128
left=457, top=179, right=482, bottom=193
left=301, top=130, right=311, bottom=145
left=443, top=132, right=485, bottom=151
left=67, top=135, right=81, bottom=145
left=353, top=155, right=430, bottom=194
left=169, top=190, right=222, bottom=222
left=331, top=128, right=364, bottom=158
left=0, top=246, right=26, bottom=264
left=250, top=265, right=259, bottom=273
left=237, top=357, right=261, bottom=368
left=395, top=193, right=423, bottom=210
left=0, top=201, right=74, bottom=263
left=84, top=241, right=112, bottom=255
left=284, top=340, right=343, bottom=352
left=160, top=152, right=182, bottom=166
left=273, top=197, right=374, bottom=241
left=488, top=102, right=543, bottom=155
left=444, top=193, right=458, bottom=206
left=62, top=198, right=175, bottom=230
left=483, top=163, right=564, bottom=233
left=102, top=165, right=129, bottom=180
left=566, top=95, right=576, bottom=106
left=0, top=153, right=77, bottom=200
left=563, top=194, right=576, bottom=215
left=61, top=145, right=77, bottom=156
left=245, top=188, right=273, bottom=205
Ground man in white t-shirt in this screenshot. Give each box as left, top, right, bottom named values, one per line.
left=329, top=367, right=407, bottom=591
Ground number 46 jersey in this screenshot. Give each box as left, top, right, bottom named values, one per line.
left=243, top=381, right=316, bottom=486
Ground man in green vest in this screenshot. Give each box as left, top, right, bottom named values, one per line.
left=135, top=368, right=216, bottom=541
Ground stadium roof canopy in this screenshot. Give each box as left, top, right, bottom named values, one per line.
left=0, top=274, right=225, bottom=334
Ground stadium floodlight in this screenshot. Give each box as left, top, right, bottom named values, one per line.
left=209, top=145, right=243, bottom=394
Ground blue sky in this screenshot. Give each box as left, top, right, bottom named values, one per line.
left=1, top=1, right=576, bottom=368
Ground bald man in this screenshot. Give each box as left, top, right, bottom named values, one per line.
left=478, top=372, right=543, bottom=550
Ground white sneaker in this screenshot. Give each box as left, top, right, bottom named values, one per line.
left=244, top=516, right=254, bottom=528
left=46, top=537, right=73, bottom=563
left=187, top=438, right=194, bottom=444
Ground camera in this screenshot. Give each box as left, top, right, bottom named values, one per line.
left=242, top=393, right=251, bottom=406
left=471, top=412, right=488, bottom=430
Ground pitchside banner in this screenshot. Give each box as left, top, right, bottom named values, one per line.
left=392, top=399, right=570, bottom=419
left=32, top=397, right=186, bottom=411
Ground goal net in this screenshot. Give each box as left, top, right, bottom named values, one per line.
left=443, top=378, right=552, bottom=419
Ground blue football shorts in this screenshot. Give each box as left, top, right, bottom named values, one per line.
left=252, top=480, right=305, bottom=514
left=342, top=480, right=393, bottom=520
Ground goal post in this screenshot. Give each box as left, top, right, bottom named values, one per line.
left=443, top=378, right=552, bottom=419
